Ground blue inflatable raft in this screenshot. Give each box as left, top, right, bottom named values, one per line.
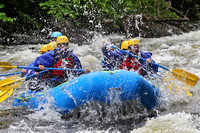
left=13, top=70, right=160, bottom=113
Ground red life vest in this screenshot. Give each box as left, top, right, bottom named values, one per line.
left=42, top=50, right=75, bottom=79
left=119, top=57, right=142, bottom=74
left=51, top=57, right=74, bottom=76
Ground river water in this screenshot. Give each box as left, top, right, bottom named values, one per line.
left=0, top=28, right=200, bottom=132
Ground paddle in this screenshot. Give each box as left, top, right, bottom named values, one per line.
left=107, top=44, right=199, bottom=87
left=0, top=62, right=85, bottom=72
left=0, top=71, right=22, bottom=77
left=0, top=71, right=47, bottom=103
left=0, top=88, right=14, bottom=103
left=0, top=75, right=25, bottom=92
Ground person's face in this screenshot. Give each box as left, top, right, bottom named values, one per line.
left=130, top=44, right=140, bottom=55
left=57, top=43, right=68, bottom=50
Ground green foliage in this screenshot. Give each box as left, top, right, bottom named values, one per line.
left=0, top=4, right=15, bottom=23
left=0, top=4, right=3, bottom=8
left=40, top=0, right=83, bottom=25
left=195, top=4, right=200, bottom=18
left=40, top=0, right=181, bottom=28
left=18, top=11, right=42, bottom=29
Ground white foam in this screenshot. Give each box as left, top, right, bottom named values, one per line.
left=131, top=112, right=200, bottom=133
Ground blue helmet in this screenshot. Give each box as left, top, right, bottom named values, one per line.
left=50, top=32, right=62, bottom=38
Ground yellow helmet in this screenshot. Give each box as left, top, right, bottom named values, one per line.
left=47, top=42, right=57, bottom=51
left=128, top=38, right=140, bottom=47
left=40, top=44, right=48, bottom=54
left=56, top=35, right=69, bottom=44
left=120, top=40, right=129, bottom=50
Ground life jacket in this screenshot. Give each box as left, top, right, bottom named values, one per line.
left=119, top=56, right=142, bottom=74
left=49, top=49, right=74, bottom=78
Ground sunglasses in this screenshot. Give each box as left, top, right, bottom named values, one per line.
left=57, top=43, right=69, bottom=46
left=130, top=45, right=140, bottom=49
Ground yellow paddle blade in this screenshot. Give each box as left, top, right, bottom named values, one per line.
left=171, top=69, right=199, bottom=87
left=0, top=88, right=13, bottom=103
left=0, top=76, right=24, bottom=92
left=0, top=75, right=19, bottom=86
left=0, top=62, right=17, bottom=71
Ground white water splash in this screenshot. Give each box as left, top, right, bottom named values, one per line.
left=1, top=28, right=200, bottom=132
left=131, top=112, right=200, bottom=133
left=135, top=14, right=144, bottom=38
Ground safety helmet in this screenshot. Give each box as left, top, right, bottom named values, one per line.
left=120, top=40, right=129, bottom=50
left=47, top=42, right=57, bottom=51
left=51, top=31, right=62, bottom=38
left=40, top=44, right=48, bottom=54
left=56, top=35, right=69, bottom=44
left=128, top=38, right=140, bottom=47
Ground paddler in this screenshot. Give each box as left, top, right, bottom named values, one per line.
left=101, top=38, right=158, bottom=76
left=21, top=32, right=62, bottom=76
left=30, top=35, right=87, bottom=90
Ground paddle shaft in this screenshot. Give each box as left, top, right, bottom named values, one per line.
left=25, top=70, right=48, bottom=79
left=4, top=66, right=85, bottom=71
left=0, top=72, right=22, bottom=77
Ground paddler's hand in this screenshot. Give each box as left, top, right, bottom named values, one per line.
left=34, top=65, right=45, bottom=75
left=21, top=69, right=27, bottom=77
left=109, top=46, right=115, bottom=51
left=22, top=69, right=32, bottom=74
left=85, top=68, right=91, bottom=74
left=28, top=70, right=32, bottom=74
left=39, top=65, right=45, bottom=70
left=21, top=69, right=27, bottom=73
left=35, top=72, right=40, bottom=75
left=146, top=58, right=152, bottom=64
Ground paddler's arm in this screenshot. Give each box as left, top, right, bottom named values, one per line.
left=34, top=51, right=54, bottom=75
left=145, top=58, right=158, bottom=73
left=140, top=51, right=158, bottom=73
left=34, top=65, right=45, bottom=75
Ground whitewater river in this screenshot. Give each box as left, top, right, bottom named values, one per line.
left=0, top=29, right=200, bottom=132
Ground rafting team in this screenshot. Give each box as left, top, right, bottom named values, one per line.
left=22, top=31, right=158, bottom=90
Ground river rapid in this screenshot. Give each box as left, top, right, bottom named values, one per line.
left=0, top=28, right=200, bottom=132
